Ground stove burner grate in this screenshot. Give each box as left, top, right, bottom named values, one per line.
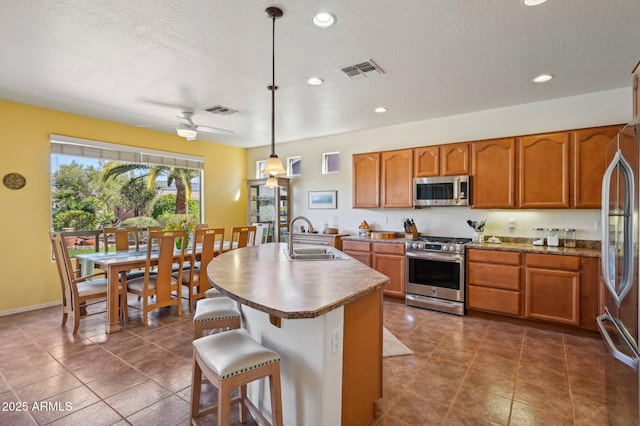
left=411, top=236, right=472, bottom=244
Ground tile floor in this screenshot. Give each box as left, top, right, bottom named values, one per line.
left=0, top=298, right=609, bottom=425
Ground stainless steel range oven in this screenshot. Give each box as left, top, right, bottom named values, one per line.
left=405, top=236, right=471, bottom=316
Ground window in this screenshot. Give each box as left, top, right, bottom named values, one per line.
left=256, top=160, right=267, bottom=178
left=50, top=134, right=204, bottom=234
left=322, top=152, right=340, bottom=174
left=287, top=156, right=302, bottom=176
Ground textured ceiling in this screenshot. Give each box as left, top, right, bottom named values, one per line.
left=1, top=0, right=639, bottom=148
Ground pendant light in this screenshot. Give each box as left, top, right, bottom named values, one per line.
left=262, top=6, right=286, bottom=185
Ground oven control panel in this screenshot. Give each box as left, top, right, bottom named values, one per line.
left=405, top=241, right=465, bottom=253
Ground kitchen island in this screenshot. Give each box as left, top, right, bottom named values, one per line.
left=206, top=242, right=389, bottom=426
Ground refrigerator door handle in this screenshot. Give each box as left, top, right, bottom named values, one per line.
left=597, top=314, right=639, bottom=371
left=601, top=148, right=636, bottom=308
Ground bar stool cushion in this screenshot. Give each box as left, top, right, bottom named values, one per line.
left=193, top=329, right=280, bottom=379
left=193, top=297, right=241, bottom=323
left=204, top=287, right=222, bottom=297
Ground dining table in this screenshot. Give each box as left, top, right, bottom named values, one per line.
left=73, top=240, right=233, bottom=333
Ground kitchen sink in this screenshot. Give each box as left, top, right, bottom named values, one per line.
left=284, top=247, right=349, bottom=261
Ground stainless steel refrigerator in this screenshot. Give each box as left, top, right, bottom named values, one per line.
left=599, top=118, right=640, bottom=425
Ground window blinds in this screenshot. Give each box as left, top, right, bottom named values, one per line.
left=50, top=134, right=204, bottom=170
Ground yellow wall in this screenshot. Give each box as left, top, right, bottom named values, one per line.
left=0, top=99, right=247, bottom=313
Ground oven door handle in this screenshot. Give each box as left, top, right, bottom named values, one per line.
left=406, top=251, right=463, bottom=263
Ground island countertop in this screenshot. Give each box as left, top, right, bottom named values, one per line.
left=206, top=242, right=389, bottom=320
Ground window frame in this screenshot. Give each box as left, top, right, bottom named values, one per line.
left=322, top=151, right=340, bottom=174
left=287, top=156, right=302, bottom=177
left=50, top=134, right=205, bottom=229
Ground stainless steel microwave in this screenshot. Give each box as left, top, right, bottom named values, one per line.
left=413, top=176, right=470, bottom=207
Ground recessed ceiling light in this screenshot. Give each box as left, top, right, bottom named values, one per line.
left=523, top=0, right=548, bottom=6
left=374, top=107, right=387, bottom=113
left=532, top=73, right=553, bottom=83
left=312, top=12, right=336, bottom=28
left=307, top=77, right=323, bottom=86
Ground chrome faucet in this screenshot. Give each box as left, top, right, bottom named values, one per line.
left=288, top=216, right=315, bottom=254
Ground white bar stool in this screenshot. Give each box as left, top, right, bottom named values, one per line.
left=190, top=329, right=283, bottom=426
left=192, top=297, right=241, bottom=339
left=204, top=287, right=222, bottom=298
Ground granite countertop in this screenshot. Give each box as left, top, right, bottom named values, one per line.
left=291, top=232, right=351, bottom=237
left=467, top=241, right=601, bottom=258
left=341, top=234, right=601, bottom=256
left=206, top=242, right=389, bottom=319
left=341, top=235, right=406, bottom=244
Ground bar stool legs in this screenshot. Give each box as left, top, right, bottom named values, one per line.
left=192, top=297, right=241, bottom=339
left=191, top=329, right=283, bottom=426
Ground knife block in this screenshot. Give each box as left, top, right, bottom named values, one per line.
left=405, top=225, right=419, bottom=240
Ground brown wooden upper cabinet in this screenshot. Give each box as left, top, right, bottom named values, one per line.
left=471, top=138, right=517, bottom=209
left=518, top=131, right=571, bottom=208
left=573, top=125, right=624, bottom=208
left=355, top=124, right=623, bottom=210
left=471, top=125, right=622, bottom=209
left=353, top=149, right=413, bottom=208
left=381, top=149, right=414, bottom=208
left=353, top=152, right=381, bottom=208
left=414, top=143, right=469, bottom=177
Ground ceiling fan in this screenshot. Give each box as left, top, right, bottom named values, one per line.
left=137, top=111, right=234, bottom=141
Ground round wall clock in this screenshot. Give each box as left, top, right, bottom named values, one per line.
left=3, top=172, right=26, bottom=190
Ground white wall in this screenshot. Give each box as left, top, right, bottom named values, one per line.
left=247, top=88, right=633, bottom=241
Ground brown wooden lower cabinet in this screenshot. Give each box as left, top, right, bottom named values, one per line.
left=524, top=253, right=581, bottom=326
left=467, top=249, right=522, bottom=316
left=343, top=240, right=372, bottom=266
left=467, top=248, right=599, bottom=331
left=372, top=243, right=405, bottom=298
left=343, top=240, right=405, bottom=298
left=467, top=285, right=521, bottom=316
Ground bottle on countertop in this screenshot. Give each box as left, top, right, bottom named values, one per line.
left=547, top=228, right=560, bottom=247
left=532, top=228, right=545, bottom=246
left=564, top=228, right=576, bottom=247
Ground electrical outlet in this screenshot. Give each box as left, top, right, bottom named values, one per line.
left=508, top=219, right=516, bottom=230
left=331, top=329, right=341, bottom=353
left=384, top=216, right=388, bottom=224
left=594, top=220, right=601, bottom=231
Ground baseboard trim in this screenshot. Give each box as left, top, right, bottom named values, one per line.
left=0, top=301, right=61, bottom=317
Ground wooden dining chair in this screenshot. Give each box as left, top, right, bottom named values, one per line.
left=126, top=230, right=187, bottom=324
left=206, top=227, right=225, bottom=256
left=194, top=223, right=209, bottom=243
left=50, top=232, right=127, bottom=333
left=103, top=226, right=139, bottom=252
left=104, top=226, right=145, bottom=283
left=226, top=226, right=257, bottom=251
left=179, top=228, right=220, bottom=311
left=251, top=223, right=271, bottom=245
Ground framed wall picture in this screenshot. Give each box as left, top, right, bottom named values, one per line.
left=308, top=190, right=337, bottom=209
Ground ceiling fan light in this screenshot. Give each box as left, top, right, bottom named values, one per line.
left=263, top=154, right=286, bottom=176
left=176, top=123, right=197, bottom=138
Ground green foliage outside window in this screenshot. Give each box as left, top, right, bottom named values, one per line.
left=52, top=210, right=97, bottom=231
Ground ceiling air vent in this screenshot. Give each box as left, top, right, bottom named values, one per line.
left=205, top=105, right=238, bottom=115
left=341, top=59, right=385, bottom=80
